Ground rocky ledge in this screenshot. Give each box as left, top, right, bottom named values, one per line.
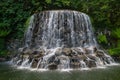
left=12, top=46, right=114, bottom=70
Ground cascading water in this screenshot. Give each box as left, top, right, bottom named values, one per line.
left=12, top=10, right=115, bottom=70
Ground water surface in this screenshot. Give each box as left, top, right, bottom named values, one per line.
left=0, top=62, right=120, bottom=80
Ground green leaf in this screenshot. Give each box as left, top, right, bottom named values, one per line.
left=0, top=30, right=11, bottom=37
left=97, top=34, right=108, bottom=44
left=112, top=28, right=120, bottom=39
left=108, top=48, right=120, bottom=55
left=45, top=0, right=51, bottom=4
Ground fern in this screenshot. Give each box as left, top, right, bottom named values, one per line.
left=112, top=28, right=120, bottom=39
left=97, top=34, right=107, bottom=44
left=0, top=30, right=11, bottom=37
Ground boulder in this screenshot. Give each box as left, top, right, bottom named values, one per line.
left=87, top=54, right=96, bottom=61
left=23, top=48, right=32, bottom=54
left=32, top=49, right=45, bottom=55
left=18, top=48, right=24, bottom=53
left=70, top=56, right=80, bottom=68
left=48, top=63, right=57, bottom=70
left=31, top=59, right=38, bottom=68
left=72, top=48, right=85, bottom=55
left=70, top=62, right=80, bottom=69
left=32, top=49, right=45, bottom=58
left=96, top=50, right=105, bottom=57
left=85, top=60, right=96, bottom=68
left=55, top=48, right=62, bottom=56
left=78, top=55, right=87, bottom=60
left=62, top=48, right=72, bottom=56
left=22, top=54, right=29, bottom=59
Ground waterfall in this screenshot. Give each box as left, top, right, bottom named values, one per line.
left=12, top=10, right=115, bottom=70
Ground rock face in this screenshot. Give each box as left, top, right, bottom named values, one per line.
left=12, top=10, right=114, bottom=70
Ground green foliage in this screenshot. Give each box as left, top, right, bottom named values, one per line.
left=117, top=40, right=120, bottom=47
left=97, top=34, right=108, bottom=44
left=0, top=30, right=11, bottom=37
left=0, top=0, right=119, bottom=56
left=0, top=38, right=7, bottom=57
left=45, top=0, right=52, bottom=4
left=0, top=23, right=11, bottom=37
left=60, top=0, right=70, bottom=6
left=111, top=28, right=120, bottom=39
left=108, top=48, right=120, bottom=56
left=0, top=38, right=5, bottom=50
left=0, top=50, right=11, bottom=57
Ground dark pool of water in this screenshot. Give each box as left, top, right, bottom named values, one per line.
left=0, top=62, right=120, bottom=80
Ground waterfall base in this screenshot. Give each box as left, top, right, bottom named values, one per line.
left=12, top=46, right=114, bottom=70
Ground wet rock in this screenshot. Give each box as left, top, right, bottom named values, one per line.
left=48, top=63, right=57, bottom=70
left=55, top=48, right=62, bottom=56
left=78, top=55, right=87, bottom=60
left=103, top=57, right=113, bottom=64
left=45, top=50, right=53, bottom=55
left=85, top=48, right=93, bottom=54
left=62, top=48, right=72, bottom=56
left=72, top=48, right=85, bottom=55
left=85, top=60, right=96, bottom=68
left=70, top=62, right=80, bottom=69
left=31, top=59, right=38, bottom=68
left=96, top=50, right=105, bottom=57
left=58, top=55, right=69, bottom=60
left=18, top=48, right=24, bottom=53
left=70, top=56, right=80, bottom=62
left=48, top=55, right=56, bottom=63
left=23, top=48, right=32, bottom=54
left=54, top=57, right=60, bottom=65
left=31, top=49, right=45, bottom=58
left=17, top=60, right=23, bottom=65
left=87, top=55, right=96, bottom=61
left=112, top=55, right=120, bottom=62
left=22, top=54, right=29, bottom=59
left=32, top=49, right=45, bottom=54
left=70, top=57, right=80, bottom=68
